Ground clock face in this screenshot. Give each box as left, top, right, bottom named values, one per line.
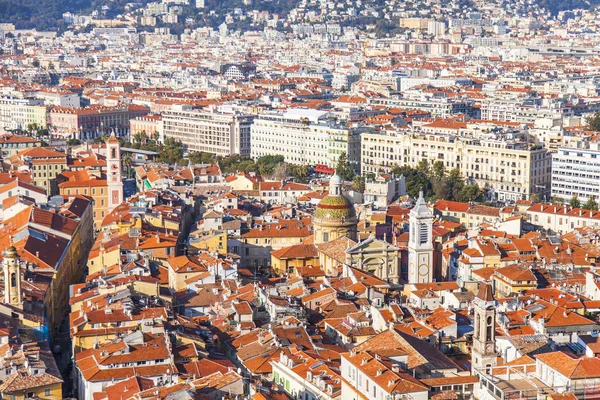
left=486, top=344, right=494, bottom=353
left=112, top=164, right=118, bottom=170
left=419, top=264, right=429, bottom=276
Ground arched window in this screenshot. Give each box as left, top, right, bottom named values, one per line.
left=10, top=272, right=16, bottom=287
left=111, top=148, right=116, bottom=159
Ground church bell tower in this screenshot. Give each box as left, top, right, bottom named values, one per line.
left=106, top=132, right=124, bottom=212
left=3, top=246, right=22, bottom=305
left=408, top=191, right=434, bottom=283
left=471, top=282, right=497, bottom=374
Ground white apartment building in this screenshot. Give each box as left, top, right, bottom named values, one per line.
left=271, top=350, right=341, bottom=400
left=370, top=95, right=474, bottom=118
left=251, top=109, right=364, bottom=172
left=479, top=97, right=573, bottom=124
left=552, top=143, right=600, bottom=204
left=361, top=124, right=551, bottom=202
left=35, top=90, right=80, bottom=107
left=162, top=107, right=254, bottom=156
left=341, top=351, right=429, bottom=400
left=364, top=174, right=406, bottom=209
left=0, top=97, right=47, bottom=132
left=526, top=203, right=600, bottom=235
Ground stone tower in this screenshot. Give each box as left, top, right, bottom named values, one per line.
left=106, top=132, right=124, bottom=213
left=3, top=246, right=22, bottom=305
left=408, top=191, right=434, bottom=283
left=471, top=282, right=497, bottom=374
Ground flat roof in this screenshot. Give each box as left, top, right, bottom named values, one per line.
left=121, top=147, right=159, bottom=155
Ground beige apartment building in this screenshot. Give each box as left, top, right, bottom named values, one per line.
left=361, top=121, right=551, bottom=202
left=0, top=96, right=47, bottom=132
left=162, top=107, right=254, bottom=156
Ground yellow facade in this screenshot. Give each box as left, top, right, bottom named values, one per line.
left=88, top=247, right=121, bottom=276
left=167, top=267, right=206, bottom=292
left=189, top=232, right=228, bottom=255
left=271, top=255, right=320, bottom=276
left=145, top=214, right=180, bottom=231
left=32, top=161, right=66, bottom=196
left=1, top=382, right=62, bottom=400
left=60, top=184, right=108, bottom=228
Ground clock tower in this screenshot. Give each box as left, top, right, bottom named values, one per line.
left=106, top=132, right=123, bottom=212
left=408, top=191, right=434, bottom=283
left=471, top=282, right=497, bottom=374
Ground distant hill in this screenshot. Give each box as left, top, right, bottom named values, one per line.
left=0, top=0, right=136, bottom=31
left=0, top=0, right=596, bottom=32
left=541, top=0, right=596, bottom=14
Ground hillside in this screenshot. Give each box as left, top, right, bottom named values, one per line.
left=0, top=0, right=135, bottom=31
left=0, top=0, right=596, bottom=32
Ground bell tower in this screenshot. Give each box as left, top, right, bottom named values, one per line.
left=472, top=282, right=497, bottom=374
left=106, top=132, right=123, bottom=212
left=408, top=191, right=434, bottom=283
left=3, top=246, right=22, bottom=305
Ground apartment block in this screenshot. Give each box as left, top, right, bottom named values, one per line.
left=0, top=96, right=47, bottom=132
left=551, top=143, right=600, bottom=203
left=361, top=121, right=551, bottom=202
left=48, top=105, right=149, bottom=139
left=251, top=109, right=364, bottom=171
left=162, top=107, right=254, bottom=156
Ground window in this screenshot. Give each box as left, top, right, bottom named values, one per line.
left=44, top=389, right=51, bottom=396
left=419, top=223, right=429, bottom=244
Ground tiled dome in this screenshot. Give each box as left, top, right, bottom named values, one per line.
left=314, top=194, right=356, bottom=222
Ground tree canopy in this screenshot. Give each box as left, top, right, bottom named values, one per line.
left=586, top=112, right=600, bottom=132
left=336, top=152, right=355, bottom=181
left=391, top=160, right=485, bottom=202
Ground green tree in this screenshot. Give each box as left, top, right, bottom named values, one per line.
left=289, top=164, right=309, bottom=183
left=530, top=193, right=542, bottom=204
left=455, top=184, right=484, bottom=203
left=188, top=151, right=216, bottom=165
left=336, top=152, right=355, bottom=181
left=218, top=155, right=257, bottom=174
left=391, top=164, right=433, bottom=199
left=123, top=155, right=133, bottom=179
left=416, top=159, right=430, bottom=176
left=93, top=134, right=109, bottom=144
left=133, top=131, right=148, bottom=145
left=570, top=195, right=581, bottom=208
left=551, top=196, right=564, bottom=205
left=256, top=155, right=285, bottom=177
left=586, top=112, right=600, bottom=131
left=432, top=160, right=445, bottom=180
left=583, top=196, right=599, bottom=211
left=352, top=176, right=365, bottom=193
left=159, top=137, right=185, bottom=165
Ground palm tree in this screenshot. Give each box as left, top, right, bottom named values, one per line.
left=123, top=156, right=133, bottom=179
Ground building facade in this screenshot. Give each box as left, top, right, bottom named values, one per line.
left=552, top=144, right=600, bottom=204
left=361, top=124, right=551, bottom=202
left=251, top=109, right=363, bottom=172
left=162, top=107, right=254, bottom=156
left=48, top=105, right=149, bottom=139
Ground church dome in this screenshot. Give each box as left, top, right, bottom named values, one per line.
left=314, top=194, right=357, bottom=222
